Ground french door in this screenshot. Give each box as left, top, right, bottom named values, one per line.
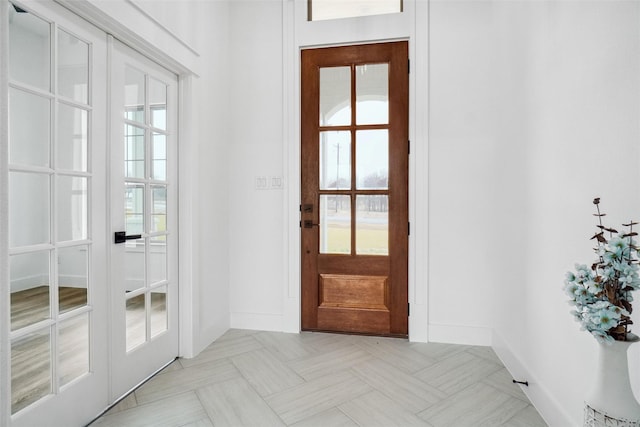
left=6, top=3, right=179, bottom=424
left=7, top=1, right=109, bottom=426
left=109, top=40, right=179, bottom=401
left=301, top=42, right=409, bottom=337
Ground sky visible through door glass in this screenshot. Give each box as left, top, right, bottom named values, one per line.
left=323, top=103, right=389, bottom=188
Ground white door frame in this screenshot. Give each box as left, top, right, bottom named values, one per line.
left=281, top=0, right=430, bottom=342
left=108, top=37, right=179, bottom=401
left=3, top=0, right=110, bottom=424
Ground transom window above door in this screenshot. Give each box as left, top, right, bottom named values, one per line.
left=308, top=0, right=402, bottom=21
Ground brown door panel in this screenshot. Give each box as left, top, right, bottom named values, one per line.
left=301, top=41, right=409, bottom=337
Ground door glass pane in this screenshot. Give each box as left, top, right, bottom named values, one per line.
left=57, top=103, right=88, bottom=171
left=10, top=251, right=50, bottom=331
left=356, top=63, right=388, bottom=125
left=150, top=78, right=167, bottom=130
left=309, top=0, right=402, bottom=21
left=57, top=176, right=88, bottom=242
left=124, top=124, right=145, bottom=178
left=125, top=184, right=144, bottom=235
left=124, top=66, right=145, bottom=123
left=58, top=246, right=88, bottom=313
left=9, top=172, right=50, bottom=247
left=149, top=237, right=167, bottom=285
left=151, top=185, right=167, bottom=233
left=320, top=195, right=350, bottom=254
left=356, top=195, right=388, bottom=255
left=59, top=314, right=89, bottom=387
left=151, top=286, right=167, bottom=338
left=11, top=329, right=51, bottom=414
left=9, top=88, right=50, bottom=167
left=320, top=66, right=350, bottom=126
left=126, top=294, right=146, bottom=351
left=125, top=238, right=145, bottom=293
left=57, top=29, right=88, bottom=104
left=356, top=130, right=388, bottom=190
left=320, top=131, right=351, bottom=190
left=152, top=133, right=166, bottom=181
left=9, top=5, right=51, bottom=91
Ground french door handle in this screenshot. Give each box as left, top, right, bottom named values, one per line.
left=114, top=231, right=142, bottom=244
left=303, top=220, right=319, bottom=228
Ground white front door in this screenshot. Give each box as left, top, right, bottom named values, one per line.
left=109, top=39, right=179, bottom=401
left=7, top=1, right=108, bottom=426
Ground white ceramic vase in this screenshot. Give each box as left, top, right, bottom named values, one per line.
left=585, top=335, right=640, bottom=424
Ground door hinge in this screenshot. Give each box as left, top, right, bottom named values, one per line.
left=299, top=220, right=302, bottom=228
left=408, top=222, right=411, bottom=236
left=408, top=303, right=410, bottom=316
left=299, top=204, right=302, bottom=212
left=408, top=58, right=410, bottom=74
left=408, top=140, right=410, bottom=155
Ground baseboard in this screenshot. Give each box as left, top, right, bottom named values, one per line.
left=428, top=322, right=492, bottom=346
left=491, top=330, right=575, bottom=426
left=230, top=312, right=283, bottom=332
left=10, top=275, right=48, bottom=292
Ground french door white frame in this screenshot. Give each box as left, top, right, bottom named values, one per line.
left=0, top=1, right=197, bottom=424
left=2, top=1, right=109, bottom=425
left=1, top=1, right=12, bottom=425
left=108, top=37, right=179, bottom=402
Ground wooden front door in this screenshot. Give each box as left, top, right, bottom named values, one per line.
left=301, top=42, right=409, bottom=337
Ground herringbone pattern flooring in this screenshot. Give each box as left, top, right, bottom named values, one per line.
left=92, top=329, right=547, bottom=426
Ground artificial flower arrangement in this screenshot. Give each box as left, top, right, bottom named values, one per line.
left=564, top=198, right=640, bottom=343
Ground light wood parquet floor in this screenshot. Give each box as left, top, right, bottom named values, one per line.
left=92, top=329, right=548, bottom=427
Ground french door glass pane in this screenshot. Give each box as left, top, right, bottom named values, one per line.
left=356, top=63, right=389, bottom=125
left=356, top=195, right=388, bottom=255
left=11, top=329, right=52, bottom=414
left=9, top=171, right=50, bottom=247
left=149, top=78, right=167, bottom=130
left=320, top=131, right=351, bottom=190
left=124, top=124, right=145, bottom=178
left=10, top=251, right=50, bottom=331
left=356, top=130, right=388, bottom=190
left=124, top=239, right=145, bottom=293
left=59, top=314, right=89, bottom=387
left=9, top=5, right=51, bottom=91
left=124, top=66, right=145, bottom=123
left=126, top=294, right=146, bottom=351
left=58, top=246, right=88, bottom=313
left=320, top=66, right=350, bottom=126
left=150, top=286, right=167, bottom=338
left=125, top=184, right=144, bottom=235
left=149, top=237, right=167, bottom=285
left=57, top=29, right=89, bottom=104
left=319, top=195, right=351, bottom=254
left=151, top=186, right=167, bottom=233
left=57, top=175, right=88, bottom=242
left=152, top=133, right=167, bottom=181
left=57, top=103, right=88, bottom=172
left=9, top=88, right=50, bottom=168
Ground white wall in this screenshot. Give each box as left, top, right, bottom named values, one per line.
left=491, top=1, right=640, bottom=425
left=428, top=0, right=499, bottom=345
left=227, top=0, right=286, bottom=331
left=192, top=0, right=232, bottom=354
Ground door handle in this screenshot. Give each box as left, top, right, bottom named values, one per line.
left=303, top=220, right=319, bottom=228
left=114, top=231, right=142, bottom=244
